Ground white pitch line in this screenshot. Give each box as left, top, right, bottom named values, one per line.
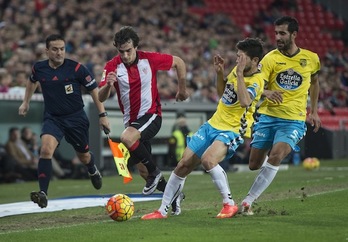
left=1, top=187, right=347, bottom=235
left=305, top=187, right=348, bottom=197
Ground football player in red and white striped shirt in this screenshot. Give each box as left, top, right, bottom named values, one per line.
left=99, top=26, right=188, bottom=215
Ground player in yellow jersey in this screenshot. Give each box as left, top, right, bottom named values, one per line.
left=141, top=38, right=264, bottom=220
left=241, top=16, right=322, bottom=215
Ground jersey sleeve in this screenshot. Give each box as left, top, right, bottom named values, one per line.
left=259, top=53, right=273, bottom=84
left=311, top=53, right=321, bottom=75
left=29, top=63, right=40, bottom=83
left=144, top=51, right=173, bottom=71
left=76, top=63, right=97, bottom=91
left=29, top=67, right=36, bottom=83
left=98, top=60, right=114, bottom=88
left=247, top=73, right=264, bottom=101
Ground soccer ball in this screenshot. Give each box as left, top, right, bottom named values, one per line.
left=302, top=157, right=320, bottom=170
left=106, top=194, right=134, bottom=222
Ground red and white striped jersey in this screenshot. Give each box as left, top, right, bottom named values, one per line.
left=99, top=51, right=173, bottom=126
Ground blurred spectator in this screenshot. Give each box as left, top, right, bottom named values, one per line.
left=0, top=0, right=347, bottom=111
left=8, top=70, right=27, bottom=95
left=21, top=126, right=39, bottom=156
left=168, top=110, right=193, bottom=167
left=340, top=70, right=348, bottom=92
left=5, top=127, right=37, bottom=181
left=319, top=81, right=336, bottom=115
left=52, top=149, right=89, bottom=179
left=13, top=70, right=27, bottom=87
left=0, top=70, right=12, bottom=93
left=0, top=143, right=22, bottom=183
left=20, top=126, right=67, bottom=179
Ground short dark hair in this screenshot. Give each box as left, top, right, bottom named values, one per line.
left=274, top=16, right=299, bottom=33
left=45, top=34, right=65, bottom=49
left=113, top=26, right=140, bottom=48
left=236, top=38, right=264, bottom=62
left=9, top=127, right=18, bottom=135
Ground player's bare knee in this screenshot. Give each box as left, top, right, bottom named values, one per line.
left=39, top=145, right=54, bottom=158
left=175, top=159, right=194, bottom=177
left=201, top=158, right=216, bottom=171
left=120, top=135, right=136, bottom=148
left=268, top=153, right=287, bottom=166
left=77, top=152, right=90, bottom=164
left=120, top=136, right=129, bottom=146
left=248, top=159, right=262, bottom=170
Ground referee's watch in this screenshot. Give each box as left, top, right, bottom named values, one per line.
left=99, top=112, right=108, bottom=118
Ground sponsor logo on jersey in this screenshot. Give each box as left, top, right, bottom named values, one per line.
left=276, top=68, right=302, bottom=90
left=299, top=59, right=307, bottom=67
left=221, top=83, right=238, bottom=105
left=101, top=70, right=106, bottom=82
left=65, top=84, right=73, bottom=94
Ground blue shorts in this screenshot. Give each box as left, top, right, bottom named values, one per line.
left=42, top=109, right=90, bottom=153
left=187, top=122, right=243, bottom=161
left=251, top=114, right=306, bottom=150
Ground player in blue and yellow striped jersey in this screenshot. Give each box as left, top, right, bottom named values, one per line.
left=241, top=16, right=322, bottom=215
left=141, top=38, right=264, bottom=220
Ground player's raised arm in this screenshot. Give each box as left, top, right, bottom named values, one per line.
left=214, top=55, right=226, bottom=97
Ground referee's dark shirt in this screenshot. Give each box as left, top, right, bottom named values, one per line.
left=30, top=59, right=97, bottom=116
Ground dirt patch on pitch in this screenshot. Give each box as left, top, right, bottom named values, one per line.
left=0, top=208, right=108, bottom=233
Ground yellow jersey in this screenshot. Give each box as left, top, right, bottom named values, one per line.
left=208, top=67, right=264, bottom=138
left=258, top=48, right=320, bottom=121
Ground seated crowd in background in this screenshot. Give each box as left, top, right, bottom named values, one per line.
left=0, top=0, right=347, bottom=110
left=0, top=126, right=88, bottom=183
left=1, top=1, right=348, bottom=183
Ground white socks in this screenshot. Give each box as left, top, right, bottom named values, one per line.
left=207, top=164, right=235, bottom=206
left=158, top=172, right=186, bottom=216
left=243, top=161, right=279, bottom=205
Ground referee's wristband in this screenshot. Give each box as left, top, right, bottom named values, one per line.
left=99, top=112, right=108, bottom=118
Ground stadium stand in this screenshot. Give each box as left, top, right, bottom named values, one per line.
left=1, top=0, right=348, bottom=163
left=318, top=108, right=348, bottom=130
left=192, top=0, right=345, bottom=58
left=188, top=0, right=348, bottom=133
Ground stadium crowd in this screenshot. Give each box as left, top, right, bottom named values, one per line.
left=1, top=0, right=348, bottom=183
left=0, top=0, right=346, bottom=107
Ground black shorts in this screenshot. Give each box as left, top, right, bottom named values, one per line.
left=129, top=113, right=162, bottom=141
left=127, top=113, right=162, bottom=166
left=41, top=109, right=90, bottom=153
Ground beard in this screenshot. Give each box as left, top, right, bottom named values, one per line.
left=277, top=40, right=291, bottom=52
